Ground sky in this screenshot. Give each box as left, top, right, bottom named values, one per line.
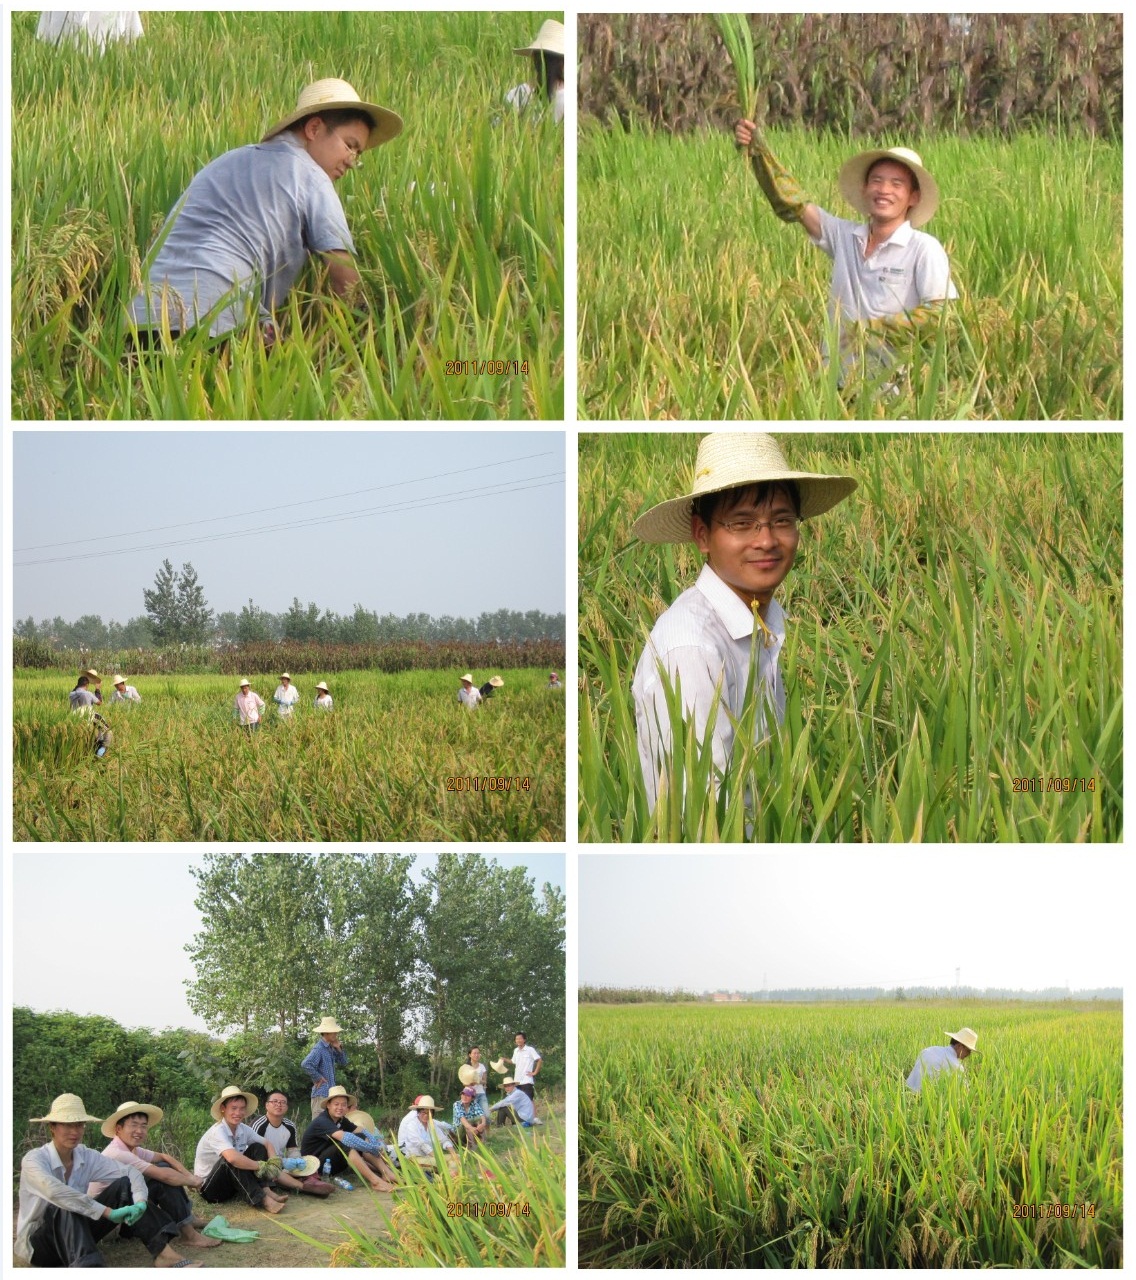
left=11, top=851, right=565, bottom=1033
left=580, top=853, right=1125, bottom=993
left=12, top=431, right=565, bottom=623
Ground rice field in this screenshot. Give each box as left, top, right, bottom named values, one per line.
left=10, top=10, right=563, bottom=420
left=579, top=432, right=1123, bottom=842
left=577, top=128, right=1121, bottom=419
left=579, top=1001, right=1123, bottom=1267
left=13, top=669, right=565, bottom=841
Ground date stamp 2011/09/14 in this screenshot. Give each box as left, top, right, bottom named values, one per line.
left=444, top=360, right=529, bottom=376
left=1011, top=777, right=1097, bottom=794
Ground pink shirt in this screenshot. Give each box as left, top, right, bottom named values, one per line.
left=235, top=690, right=265, bottom=725
left=88, top=1137, right=156, bottom=1197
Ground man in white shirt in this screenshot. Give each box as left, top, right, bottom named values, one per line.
left=397, top=1095, right=457, bottom=1174
left=907, top=1027, right=978, bottom=1092
left=458, top=673, right=482, bottom=708
left=632, top=433, right=856, bottom=815
left=194, top=1086, right=297, bottom=1213
left=110, top=675, right=142, bottom=703
left=506, top=1032, right=542, bottom=1104
left=273, top=673, right=301, bottom=718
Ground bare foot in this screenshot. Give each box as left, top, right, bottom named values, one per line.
left=154, top=1246, right=203, bottom=1268
left=189, top=1216, right=208, bottom=1228
left=179, top=1228, right=221, bottom=1248
left=367, top=1178, right=395, bottom=1192
left=262, top=1195, right=287, bottom=1214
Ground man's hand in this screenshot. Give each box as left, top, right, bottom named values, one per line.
left=735, top=118, right=757, bottom=149
left=256, top=1157, right=283, bottom=1180
left=107, top=1202, right=147, bottom=1226
left=281, top=1158, right=307, bottom=1172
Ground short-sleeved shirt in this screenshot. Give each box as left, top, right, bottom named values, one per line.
left=129, top=134, right=354, bottom=338
left=87, top=1136, right=156, bottom=1197
left=510, top=1045, right=542, bottom=1085
left=70, top=688, right=99, bottom=711
left=453, top=1098, right=486, bottom=1126
left=249, top=1115, right=299, bottom=1154
left=906, top=1044, right=965, bottom=1092
left=193, top=1120, right=262, bottom=1178
left=300, top=1110, right=356, bottom=1160
left=274, top=685, right=301, bottom=716
left=458, top=686, right=482, bottom=708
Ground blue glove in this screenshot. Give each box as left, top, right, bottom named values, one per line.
left=108, top=1202, right=147, bottom=1226
left=281, top=1157, right=307, bottom=1172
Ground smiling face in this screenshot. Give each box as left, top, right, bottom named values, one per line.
left=116, top=1113, right=151, bottom=1149
left=221, top=1097, right=247, bottom=1126
left=864, top=159, right=920, bottom=225
left=692, top=484, right=801, bottom=608
left=469, top=1047, right=481, bottom=1063
left=266, top=1092, right=288, bottom=1121
left=327, top=1095, right=350, bottom=1120
left=302, top=115, right=371, bottom=181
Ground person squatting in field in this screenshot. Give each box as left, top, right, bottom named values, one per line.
left=507, top=20, right=565, bottom=124
left=16, top=1093, right=202, bottom=1268
left=128, top=79, right=403, bottom=348
left=631, top=433, right=856, bottom=813
left=488, top=1077, right=542, bottom=1128
left=110, top=675, right=142, bottom=703
left=733, top=119, right=956, bottom=383
left=301, top=1086, right=397, bottom=1191
left=906, top=1026, right=978, bottom=1091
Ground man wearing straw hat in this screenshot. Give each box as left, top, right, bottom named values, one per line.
left=109, top=675, right=142, bottom=703
left=301, top=1015, right=349, bottom=1117
left=632, top=433, right=856, bottom=814
left=300, top=1085, right=397, bottom=1191
left=16, top=1093, right=195, bottom=1268
left=397, top=1095, right=458, bottom=1175
left=193, top=1085, right=299, bottom=1214
left=458, top=673, right=482, bottom=708
left=128, top=79, right=403, bottom=348
left=488, top=1077, right=542, bottom=1128
left=507, top=19, right=566, bottom=123
left=233, top=678, right=266, bottom=732
left=273, top=672, right=300, bottom=718
left=734, top=118, right=956, bottom=382
left=906, top=1027, right=978, bottom=1091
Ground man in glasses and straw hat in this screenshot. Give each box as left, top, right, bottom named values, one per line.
left=632, top=433, right=856, bottom=815
left=301, top=1014, right=349, bottom=1117
left=507, top=19, right=566, bottom=123
left=734, top=117, right=956, bottom=383
left=128, top=78, right=402, bottom=349
left=16, top=1093, right=193, bottom=1268
left=907, top=1027, right=978, bottom=1092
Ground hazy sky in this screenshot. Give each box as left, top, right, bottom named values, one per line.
left=580, top=854, right=1124, bottom=992
left=12, top=431, right=565, bottom=622
left=12, top=851, right=565, bottom=1033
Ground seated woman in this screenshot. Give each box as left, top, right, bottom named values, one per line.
left=300, top=1086, right=396, bottom=1191
left=452, top=1087, right=488, bottom=1145
left=128, top=79, right=402, bottom=347
left=507, top=20, right=565, bottom=123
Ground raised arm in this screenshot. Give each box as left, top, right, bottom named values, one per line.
left=734, top=119, right=822, bottom=241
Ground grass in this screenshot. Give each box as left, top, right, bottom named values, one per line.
left=577, top=127, right=1121, bottom=419
left=579, top=1001, right=1123, bottom=1267
left=579, top=432, right=1123, bottom=842
left=13, top=668, right=565, bottom=840
left=11, top=10, right=563, bottom=420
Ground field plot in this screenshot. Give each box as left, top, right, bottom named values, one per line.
left=579, top=432, right=1122, bottom=842
left=579, top=1002, right=1123, bottom=1267
left=11, top=10, right=563, bottom=420
left=14, top=670, right=565, bottom=841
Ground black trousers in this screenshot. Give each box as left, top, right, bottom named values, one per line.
left=28, top=1175, right=178, bottom=1267
left=304, top=1139, right=348, bottom=1175
left=198, top=1141, right=270, bottom=1207
left=134, top=1172, right=192, bottom=1230
left=518, top=1083, right=535, bottom=1101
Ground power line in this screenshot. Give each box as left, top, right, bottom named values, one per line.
left=15, top=450, right=557, bottom=552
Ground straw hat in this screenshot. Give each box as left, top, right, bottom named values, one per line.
left=238, top=678, right=251, bottom=688
left=280, top=672, right=291, bottom=680
left=101, top=1101, right=164, bottom=1139
left=411, top=1095, right=441, bottom=1112
left=632, top=433, right=857, bottom=544
left=515, top=19, right=565, bottom=56
left=112, top=675, right=126, bottom=686
left=501, top=1077, right=516, bottom=1087
left=458, top=1064, right=479, bottom=1086
left=945, top=1026, right=979, bottom=1051
left=84, top=669, right=101, bottom=682
left=291, top=1155, right=323, bottom=1177
left=314, top=1015, right=342, bottom=1034
left=487, top=676, right=504, bottom=688
left=315, top=681, right=329, bottom=692
left=460, top=673, right=474, bottom=684
left=326, top=1085, right=358, bottom=1110
left=838, top=146, right=940, bottom=228
left=346, top=1109, right=376, bottom=1133
left=262, top=78, right=403, bottom=150
left=489, top=1058, right=509, bottom=1074
left=210, top=1085, right=259, bottom=1121
left=31, top=1094, right=102, bottom=1124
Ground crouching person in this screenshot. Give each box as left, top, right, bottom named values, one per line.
left=397, top=1095, right=459, bottom=1177
left=194, top=1086, right=291, bottom=1214
left=489, top=1077, right=543, bottom=1128
left=16, top=1093, right=202, bottom=1268
left=300, top=1085, right=397, bottom=1191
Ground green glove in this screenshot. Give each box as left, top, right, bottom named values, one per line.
left=746, top=130, right=808, bottom=224
left=201, top=1215, right=260, bottom=1243
left=255, top=1157, right=282, bottom=1180
left=108, top=1202, right=147, bottom=1226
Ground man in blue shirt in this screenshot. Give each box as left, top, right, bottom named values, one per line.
left=488, top=1078, right=541, bottom=1128
left=301, top=1016, right=348, bottom=1118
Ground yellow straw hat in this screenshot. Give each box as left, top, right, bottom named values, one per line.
left=838, top=146, right=940, bottom=228
left=210, top=1086, right=259, bottom=1121
left=514, top=19, right=565, bottom=56
left=31, top=1094, right=102, bottom=1124
left=262, top=78, right=403, bottom=150
left=101, top=1101, right=164, bottom=1138
left=945, top=1026, right=979, bottom=1051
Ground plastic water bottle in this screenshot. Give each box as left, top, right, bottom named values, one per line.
left=322, top=1159, right=332, bottom=1178
left=332, top=1176, right=354, bottom=1191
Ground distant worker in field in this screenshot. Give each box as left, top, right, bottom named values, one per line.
left=273, top=672, right=300, bottom=718
left=301, top=1016, right=348, bottom=1118
left=69, top=675, right=100, bottom=713
left=458, top=673, right=482, bottom=708
left=733, top=118, right=956, bottom=383
left=906, top=1027, right=978, bottom=1092
left=128, top=79, right=403, bottom=348
left=507, top=20, right=566, bottom=124
left=314, top=681, right=333, bottom=709
left=548, top=671, right=562, bottom=689
left=479, top=675, right=505, bottom=700
left=632, top=433, right=856, bottom=813
left=36, top=11, right=143, bottom=49
left=110, top=675, right=142, bottom=703
left=234, top=678, right=266, bottom=732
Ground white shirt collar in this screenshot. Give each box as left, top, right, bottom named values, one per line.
left=852, top=219, right=914, bottom=248
left=695, top=563, right=786, bottom=642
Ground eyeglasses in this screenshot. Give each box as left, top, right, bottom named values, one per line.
left=713, top=516, right=800, bottom=537
left=334, top=130, right=365, bottom=168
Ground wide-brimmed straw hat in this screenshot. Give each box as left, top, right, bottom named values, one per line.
left=112, top=675, right=127, bottom=685
left=838, top=146, right=940, bottom=228
left=280, top=672, right=291, bottom=680
left=84, top=669, right=101, bottom=682
left=315, top=1015, right=342, bottom=1034
left=632, top=433, right=857, bottom=544
left=315, top=681, right=329, bottom=692
left=945, top=1026, right=979, bottom=1051
left=238, top=678, right=251, bottom=688
left=515, top=19, right=565, bottom=57
left=502, top=1077, right=516, bottom=1087
left=460, top=673, right=474, bottom=684
left=487, top=676, right=504, bottom=688
left=291, top=1155, right=323, bottom=1177
left=346, top=1109, right=376, bottom=1134
left=412, top=1095, right=441, bottom=1112
left=489, top=1058, right=509, bottom=1074
left=31, top=1094, right=102, bottom=1124
left=211, top=1086, right=259, bottom=1121
left=326, top=1085, right=359, bottom=1110
left=262, top=78, right=403, bottom=150
left=101, top=1101, right=164, bottom=1138
left=458, top=1064, right=479, bottom=1086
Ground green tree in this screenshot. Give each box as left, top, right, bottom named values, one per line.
left=143, top=559, right=180, bottom=643
left=176, top=562, right=213, bottom=642
left=235, top=598, right=273, bottom=644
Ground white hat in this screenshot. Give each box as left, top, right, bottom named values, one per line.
left=101, top=1100, right=164, bottom=1139
left=945, top=1026, right=979, bottom=1051
left=280, top=672, right=291, bottom=680
left=315, top=681, right=329, bottom=692
left=326, top=1085, right=359, bottom=1109
left=238, top=678, right=251, bottom=688
left=515, top=19, right=564, bottom=57
left=31, top=1093, right=102, bottom=1124
left=488, top=676, right=504, bottom=688
left=632, top=433, right=857, bottom=544
left=315, top=1015, right=342, bottom=1034
left=502, top=1077, right=516, bottom=1087
left=411, top=1094, right=441, bottom=1112
left=460, top=673, right=474, bottom=684
left=112, top=675, right=126, bottom=685
left=262, top=78, right=403, bottom=150
left=838, top=146, right=940, bottom=228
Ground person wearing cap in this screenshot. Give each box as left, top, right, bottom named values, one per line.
left=458, top=673, right=482, bottom=709
left=128, top=79, right=403, bottom=348
left=397, top=1096, right=458, bottom=1173
left=301, top=1015, right=349, bottom=1117
left=479, top=675, right=505, bottom=700
left=249, top=1089, right=333, bottom=1197
left=193, top=1086, right=295, bottom=1214
left=631, top=433, right=856, bottom=815
left=507, top=19, right=566, bottom=124
left=109, top=675, right=142, bottom=703
left=234, top=679, right=266, bottom=731
left=452, top=1087, right=488, bottom=1145
left=91, top=1101, right=220, bottom=1253
left=300, top=1085, right=397, bottom=1191
left=314, top=680, right=333, bottom=709
left=906, top=1027, right=978, bottom=1092
left=733, top=118, right=956, bottom=382
left=506, top=1031, right=542, bottom=1103
left=273, top=673, right=301, bottom=718
left=16, top=1093, right=195, bottom=1268
left=488, top=1077, right=541, bottom=1128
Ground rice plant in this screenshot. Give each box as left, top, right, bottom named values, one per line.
left=579, top=1002, right=1123, bottom=1267
left=714, top=17, right=757, bottom=123
left=578, top=432, right=1123, bottom=842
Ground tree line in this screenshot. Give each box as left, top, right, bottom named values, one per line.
left=580, top=984, right=1122, bottom=1003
